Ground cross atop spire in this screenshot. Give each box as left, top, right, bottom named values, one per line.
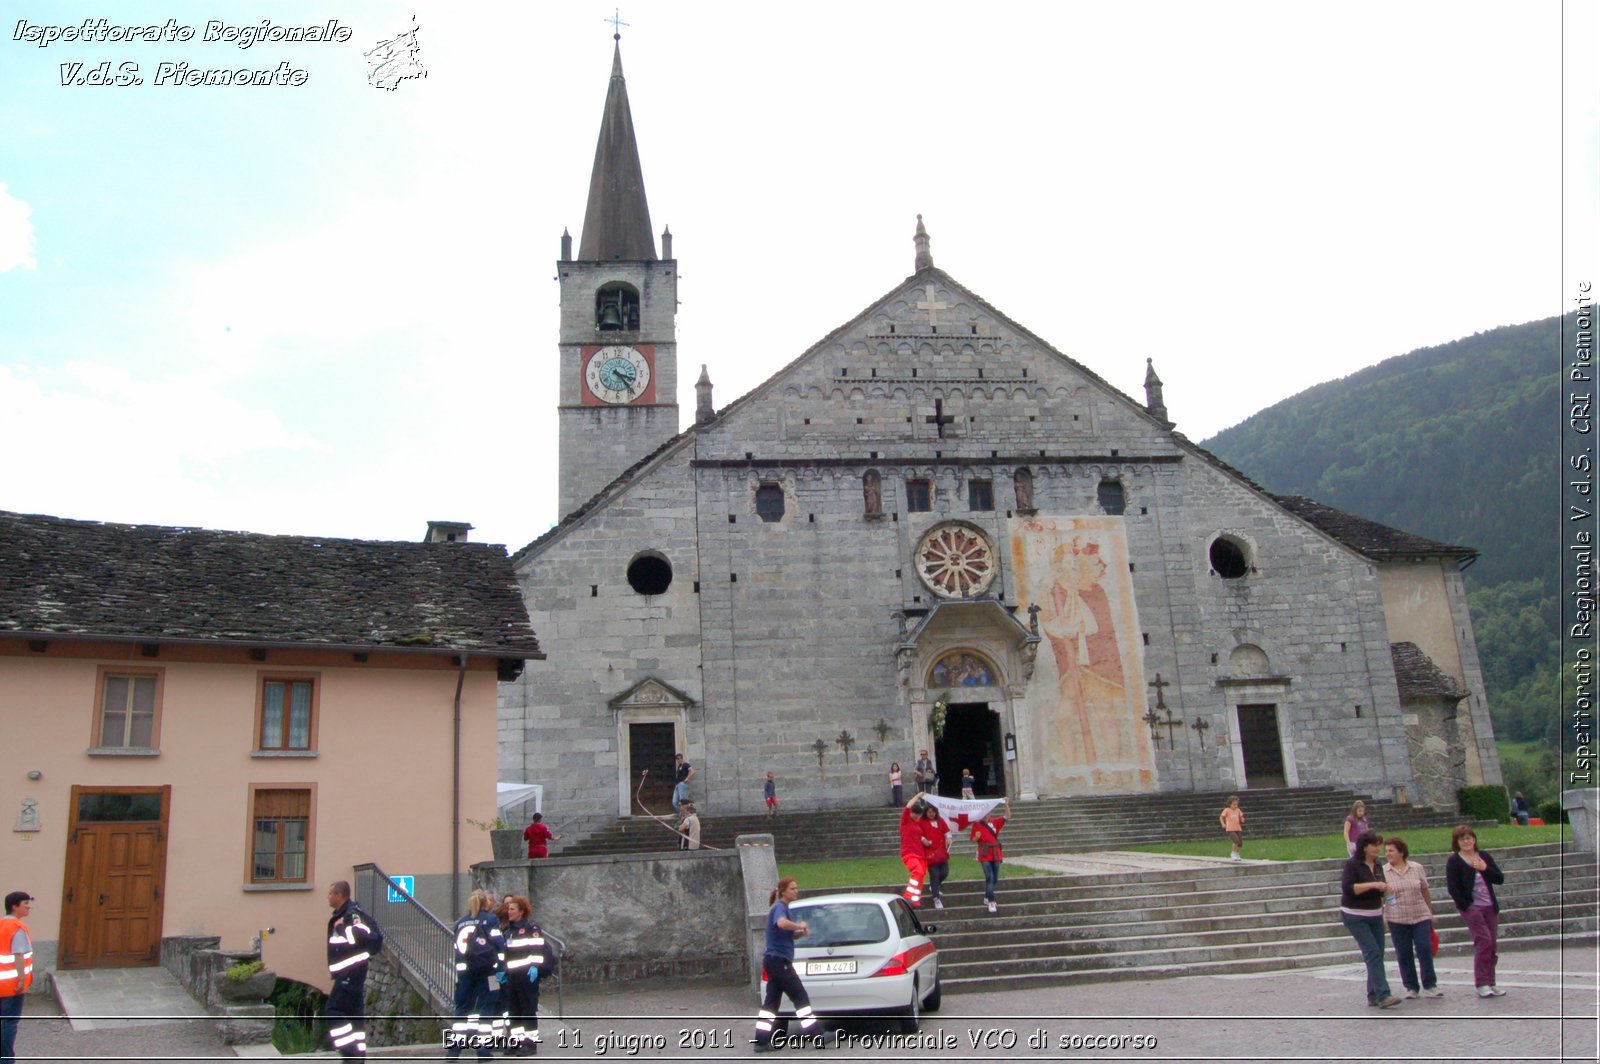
left=606, top=8, right=629, bottom=40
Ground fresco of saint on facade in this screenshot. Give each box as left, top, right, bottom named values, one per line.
left=1009, top=515, right=1154, bottom=792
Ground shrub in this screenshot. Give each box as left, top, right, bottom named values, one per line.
left=225, top=959, right=266, bottom=982
left=1458, top=785, right=1510, bottom=823
left=268, top=978, right=325, bottom=1055
left=1537, top=797, right=1569, bottom=824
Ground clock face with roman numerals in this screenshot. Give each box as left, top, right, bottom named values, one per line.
left=584, top=346, right=651, bottom=404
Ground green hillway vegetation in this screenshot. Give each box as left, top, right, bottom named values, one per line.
left=1202, top=312, right=1584, bottom=811
left=782, top=825, right=1572, bottom=890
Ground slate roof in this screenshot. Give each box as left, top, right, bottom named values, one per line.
left=1270, top=495, right=1476, bottom=560
left=1390, top=641, right=1468, bottom=702
left=0, top=510, right=544, bottom=659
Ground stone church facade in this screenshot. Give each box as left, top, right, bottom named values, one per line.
left=499, top=46, right=1501, bottom=826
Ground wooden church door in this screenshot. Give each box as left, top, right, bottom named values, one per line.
left=1236, top=704, right=1287, bottom=788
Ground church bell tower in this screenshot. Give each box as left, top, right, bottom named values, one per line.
left=556, top=42, right=680, bottom=518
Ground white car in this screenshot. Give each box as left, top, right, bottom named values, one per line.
left=760, top=892, right=941, bottom=1032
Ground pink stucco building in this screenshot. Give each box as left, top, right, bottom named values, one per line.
left=0, top=511, right=543, bottom=990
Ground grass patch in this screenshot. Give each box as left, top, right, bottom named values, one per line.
left=1498, top=739, right=1547, bottom=761
left=778, top=855, right=1048, bottom=892
left=1123, top=823, right=1570, bottom=862
left=769, top=825, right=1574, bottom=890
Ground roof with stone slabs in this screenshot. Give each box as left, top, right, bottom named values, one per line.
left=1269, top=495, right=1476, bottom=560
left=0, top=509, right=544, bottom=658
left=1390, top=641, right=1468, bottom=702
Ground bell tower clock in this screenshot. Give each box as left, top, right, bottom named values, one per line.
left=556, top=43, right=680, bottom=519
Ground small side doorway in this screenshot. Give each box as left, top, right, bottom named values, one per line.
left=58, top=785, right=170, bottom=969
left=627, top=722, right=677, bottom=816
left=1237, top=704, right=1287, bottom=788
left=934, top=703, right=1006, bottom=797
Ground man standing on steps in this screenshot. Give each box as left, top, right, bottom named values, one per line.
left=914, top=749, right=936, bottom=795
left=673, top=753, right=695, bottom=816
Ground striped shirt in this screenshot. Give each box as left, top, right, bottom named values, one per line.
left=1382, top=861, right=1433, bottom=924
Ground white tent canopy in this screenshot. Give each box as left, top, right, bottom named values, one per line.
left=496, top=782, right=543, bottom=817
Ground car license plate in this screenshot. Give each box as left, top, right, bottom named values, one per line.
left=805, top=960, right=856, bottom=976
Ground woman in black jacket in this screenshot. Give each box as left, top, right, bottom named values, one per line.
left=1444, top=824, right=1506, bottom=997
left=498, top=894, right=549, bottom=1056
left=1339, top=830, right=1400, bottom=1008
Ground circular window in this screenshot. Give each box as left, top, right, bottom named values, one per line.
left=626, top=553, right=673, bottom=595
left=1209, top=536, right=1249, bottom=579
left=914, top=523, right=998, bottom=599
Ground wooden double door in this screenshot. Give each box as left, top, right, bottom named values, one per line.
left=58, top=785, right=170, bottom=969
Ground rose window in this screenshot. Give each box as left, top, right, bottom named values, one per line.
left=915, top=523, right=998, bottom=599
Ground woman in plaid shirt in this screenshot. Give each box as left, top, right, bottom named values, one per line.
left=1382, top=837, right=1443, bottom=998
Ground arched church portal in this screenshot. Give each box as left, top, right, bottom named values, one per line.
left=927, top=649, right=1008, bottom=797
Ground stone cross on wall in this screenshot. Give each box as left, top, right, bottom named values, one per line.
left=812, top=738, right=829, bottom=780
left=1157, top=710, right=1183, bottom=750
left=1148, top=672, right=1171, bottom=710
left=836, top=730, right=856, bottom=763
left=874, top=718, right=891, bottom=744
left=925, top=399, right=956, bottom=437
left=915, top=284, right=949, bottom=328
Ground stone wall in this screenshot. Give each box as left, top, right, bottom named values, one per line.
left=159, top=935, right=273, bottom=1044
left=1404, top=697, right=1468, bottom=810
left=474, top=849, right=746, bottom=986
left=364, top=948, right=443, bottom=1048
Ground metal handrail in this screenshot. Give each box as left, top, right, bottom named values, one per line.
left=351, top=864, right=568, bottom=1021
left=352, top=862, right=455, bottom=1011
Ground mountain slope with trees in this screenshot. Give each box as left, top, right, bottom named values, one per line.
left=1202, top=314, right=1569, bottom=762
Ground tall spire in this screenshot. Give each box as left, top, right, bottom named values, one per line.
left=913, top=214, right=933, bottom=272
left=578, top=43, right=656, bottom=261
left=1144, top=357, right=1170, bottom=425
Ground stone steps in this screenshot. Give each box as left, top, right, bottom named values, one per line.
left=553, top=786, right=1468, bottom=861
left=923, top=845, right=1597, bottom=993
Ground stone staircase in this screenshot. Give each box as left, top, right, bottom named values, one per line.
left=552, top=786, right=1469, bottom=862
left=881, top=843, right=1597, bottom=993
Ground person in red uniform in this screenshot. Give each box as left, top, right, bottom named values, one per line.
left=970, top=798, right=1011, bottom=913
left=898, top=795, right=934, bottom=907
left=522, top=813, right=561, bottom=859
left=921, top=801, right=952, bottom=909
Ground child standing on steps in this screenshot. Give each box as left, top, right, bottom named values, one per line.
left=763, top=772, right=778, bottom=818
left=960, top=769, right=976, bottom=800
left=1219, top=795, right=1245, bottom=861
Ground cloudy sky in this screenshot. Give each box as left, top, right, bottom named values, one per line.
left=1, top=1, right=1593, bottom=550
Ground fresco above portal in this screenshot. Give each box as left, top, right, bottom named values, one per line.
left=929, top=650, right=997, bottom=689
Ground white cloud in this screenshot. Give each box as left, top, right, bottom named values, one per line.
left=0, top=183, right=37, bottom=271
left=0, top=363, right=328, bottom=527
